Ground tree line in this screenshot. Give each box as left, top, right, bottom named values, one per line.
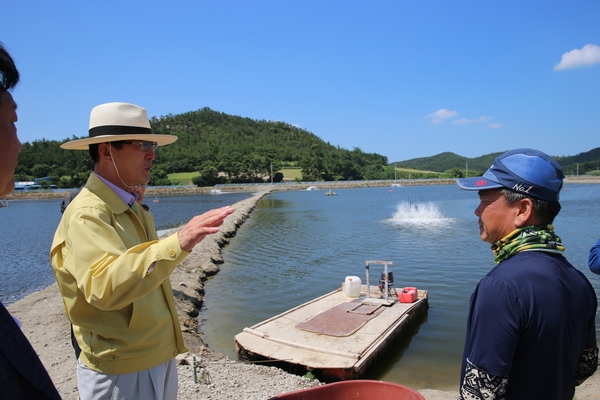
left=16, top=108, right=396, bottom=188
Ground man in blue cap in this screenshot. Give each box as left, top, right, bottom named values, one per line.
left=456, top=148, right=598, bottom=400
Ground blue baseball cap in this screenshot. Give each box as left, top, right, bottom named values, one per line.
left=456, top=148, right=564, bottom=202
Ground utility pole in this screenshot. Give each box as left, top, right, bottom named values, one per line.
left=466, top=162, right=468, bottom=178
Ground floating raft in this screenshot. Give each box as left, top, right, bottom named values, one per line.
left=234, top=285, right=428, bottom=381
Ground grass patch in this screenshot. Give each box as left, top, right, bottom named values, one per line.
left=280, top=168, right=302, bottom=180
left=169, top=169, right=302, bottom=183
left=393, top=166, right=443, bottom=175
left=302, top=371, right=316, bottom=380
left=168, top=171, right=200, bottom=184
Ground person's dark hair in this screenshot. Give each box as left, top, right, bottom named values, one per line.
left=89, top=141, right=125, bottom=163
left=0, top=43, right=19, bottom=94
left=500, top=188, right=561, bottom=224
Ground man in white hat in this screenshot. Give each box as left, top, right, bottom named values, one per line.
left=0, top=42, right=61, bottom=400
left=51, top=102, right=234, bottom=399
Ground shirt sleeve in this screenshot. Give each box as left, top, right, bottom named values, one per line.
left=459, top=359, right=508, bottom=400
left=575, top=347, right=599, bottom=385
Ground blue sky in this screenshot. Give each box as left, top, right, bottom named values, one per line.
left=3, top=1, right=599, bottom=162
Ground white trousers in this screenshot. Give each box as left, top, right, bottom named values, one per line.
left=77, top=358, right=178, bottom=400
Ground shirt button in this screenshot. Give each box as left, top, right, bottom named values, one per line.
left=168, top=248, right=176, bottom=258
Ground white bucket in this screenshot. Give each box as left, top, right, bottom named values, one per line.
left=344, top=276, right=362, bottom=297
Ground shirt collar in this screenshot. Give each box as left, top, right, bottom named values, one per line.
left=93, top=172, right=138, bottom=207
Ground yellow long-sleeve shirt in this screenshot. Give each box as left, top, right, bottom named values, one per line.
left=51, top=173, right=188, bottom=374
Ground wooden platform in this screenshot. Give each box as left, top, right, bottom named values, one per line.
left=235, top=285, right=428, bottom=381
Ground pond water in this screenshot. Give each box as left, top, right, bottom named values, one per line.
left=199, top=184, right=600, bottom=390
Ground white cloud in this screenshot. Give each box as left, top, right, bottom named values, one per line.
left=424, top=109, right=458, bottom=123
left=452, top=116, right=493, bottom=125
left=554, top=44, right=600, bottom=71
left=488, top=123, right=502, bottom=129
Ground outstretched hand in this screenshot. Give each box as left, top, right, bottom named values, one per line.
left=177, top=206, right=235, bottom=252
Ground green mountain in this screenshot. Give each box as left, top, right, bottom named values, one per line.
left=393, top=152, right=496, bottom=173
left=393, top=148, right=600, bottom=176
left=554, top=148, right=600, bottom=175
left=16, top=107, right=391, bottom=187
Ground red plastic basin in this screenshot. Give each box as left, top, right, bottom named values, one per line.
left=268, top=380, right=426, bottom=399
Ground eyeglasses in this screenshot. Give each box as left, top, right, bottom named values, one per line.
left=121, top=141, right=158, bottom=152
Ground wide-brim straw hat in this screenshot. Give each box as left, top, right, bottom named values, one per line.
left=61, top=102, right=178, bottom=150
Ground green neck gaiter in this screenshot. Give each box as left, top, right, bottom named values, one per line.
left=491, top=224, right=565, bottom=264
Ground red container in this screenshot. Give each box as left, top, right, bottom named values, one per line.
left=399, top=287, right=418, bottom=303
left=269, top=380, right=425, bottom=400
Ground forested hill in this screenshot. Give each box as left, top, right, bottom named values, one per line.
left=16, top=107, right=390, bottom=188
left=151, top=107, right=348, bottom=174
left=393, top=148, right=600, bottom=176
left=392, top=152, right=501, bottom=175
